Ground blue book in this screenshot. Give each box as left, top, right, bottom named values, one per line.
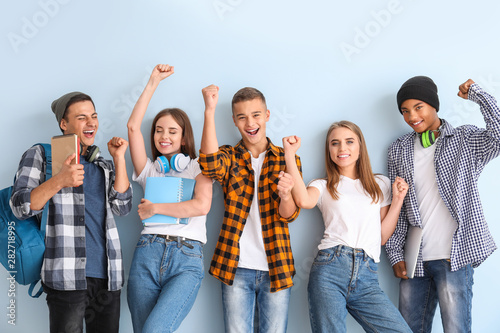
left=142, top=176, right=196, bottom=225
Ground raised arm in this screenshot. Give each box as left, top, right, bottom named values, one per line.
left=457, top=79, right=474, bottom=99
left=282, top=136, right=319, bottom=209
left=380, top=176, right=408, bottom=245
left=277, top=171, right=296, bottom=218
left=458, top=79, right=500, bottom=162
left=200, top=85, right=220, bottom=154
left=107, top=136, right=131, bottom=193
left=127, top=64, right=174, bottom=175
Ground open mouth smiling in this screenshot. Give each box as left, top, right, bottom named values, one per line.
left=246, top=128, right=259, bottom=136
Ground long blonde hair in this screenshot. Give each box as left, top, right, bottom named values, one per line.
left=324, top=121, right=382, bottom=203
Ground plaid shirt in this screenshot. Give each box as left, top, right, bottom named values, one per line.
left=10, top=145, right=132, bottom=291
left=199, top=139, right=301, bottom=292
left=386, top=84, right=500, bottom=276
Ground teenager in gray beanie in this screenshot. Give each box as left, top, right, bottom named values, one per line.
left=385, top=76, right=500, bottom=332
left=10, top=91, right=133, bottom=333
left=51, top=91, right=94, bottom=130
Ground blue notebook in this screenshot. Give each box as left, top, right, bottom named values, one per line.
left=142, top=176, right=196, bottom=225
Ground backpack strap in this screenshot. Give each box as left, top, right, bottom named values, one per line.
left=28, top=280, right=44, bottom=298
left=29, top=143, right=52, bottom=298
left=37, top=143, right=52, bottom=235
left=40, top=143, right=52, bottom=179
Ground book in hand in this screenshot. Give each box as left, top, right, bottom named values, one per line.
left=51, top=134, right=80, bottom=175
left=404, top=225, right=423, bottom=279
left=142, top=176, right=196, bottom=225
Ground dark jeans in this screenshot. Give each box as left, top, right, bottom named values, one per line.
left=43, top=277, right=121, bottom=333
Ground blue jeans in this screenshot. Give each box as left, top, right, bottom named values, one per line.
left=308, top=246, right=412, bottom=333
left=399, top=259, right=474, bottom=333
left=127, top=234, right=204, bottom=333
left=221, top=267, right=291, bottom=333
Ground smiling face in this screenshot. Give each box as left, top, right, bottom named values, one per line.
left=232, top=98, right=270, bottom=155
left=400, top=99, right=441, bottom=134
left=328, top=126, right=360, bottom=178
left=60, top=100, right=98, bottom=152
left=153, top=114, right=184, bottom=158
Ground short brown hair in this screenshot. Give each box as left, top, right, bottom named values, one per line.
left=231, top=87, right=267, bottom=113
left=150, top=108, right=196, bottom=161
left=59, top=93, right=95, bottom=133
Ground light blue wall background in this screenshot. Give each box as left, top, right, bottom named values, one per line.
left=1, top=1, right=499, bottom=332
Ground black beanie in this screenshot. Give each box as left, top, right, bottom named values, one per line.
left=397, top=76, right=439, bottom=113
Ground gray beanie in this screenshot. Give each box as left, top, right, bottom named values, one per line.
left=397, top=76, right=439, bottom=113
left=51, top=91, right=85, bottom=124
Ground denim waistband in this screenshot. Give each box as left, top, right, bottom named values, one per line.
left=145, top=234, right=200, bottom=249
left=329, top=245, right=369, bottom=260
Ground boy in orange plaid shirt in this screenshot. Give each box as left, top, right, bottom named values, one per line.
left=199, top=84, right=301, bottom=332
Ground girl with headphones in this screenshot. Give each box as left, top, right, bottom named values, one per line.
left=126, top=64, right=213, bottom=333
left=280, top=121, right=411, bottom=333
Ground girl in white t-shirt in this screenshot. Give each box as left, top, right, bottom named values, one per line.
left=126, top=64, right=213, bottom=333
left=281, top=121, right=411, bottom=333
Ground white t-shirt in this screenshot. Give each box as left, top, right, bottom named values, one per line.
left=309, top=175, right=391, bottom=262
left=237, top=151, right=269, bottom=271
left=413, top=136, right=457, bottom=261
left=133, top=158, right=207, bottom=244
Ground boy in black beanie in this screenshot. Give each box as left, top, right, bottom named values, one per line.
left=385, top=76, right=500, bottom=332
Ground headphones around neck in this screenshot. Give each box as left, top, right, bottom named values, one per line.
left=81, top=145, right=100, bottom=163
left=419, top=130, right=438, bottom=148
left=154, top=154, right=190, bottom=173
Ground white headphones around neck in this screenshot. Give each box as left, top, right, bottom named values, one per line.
left=154, top=154, right=190, bottom=173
